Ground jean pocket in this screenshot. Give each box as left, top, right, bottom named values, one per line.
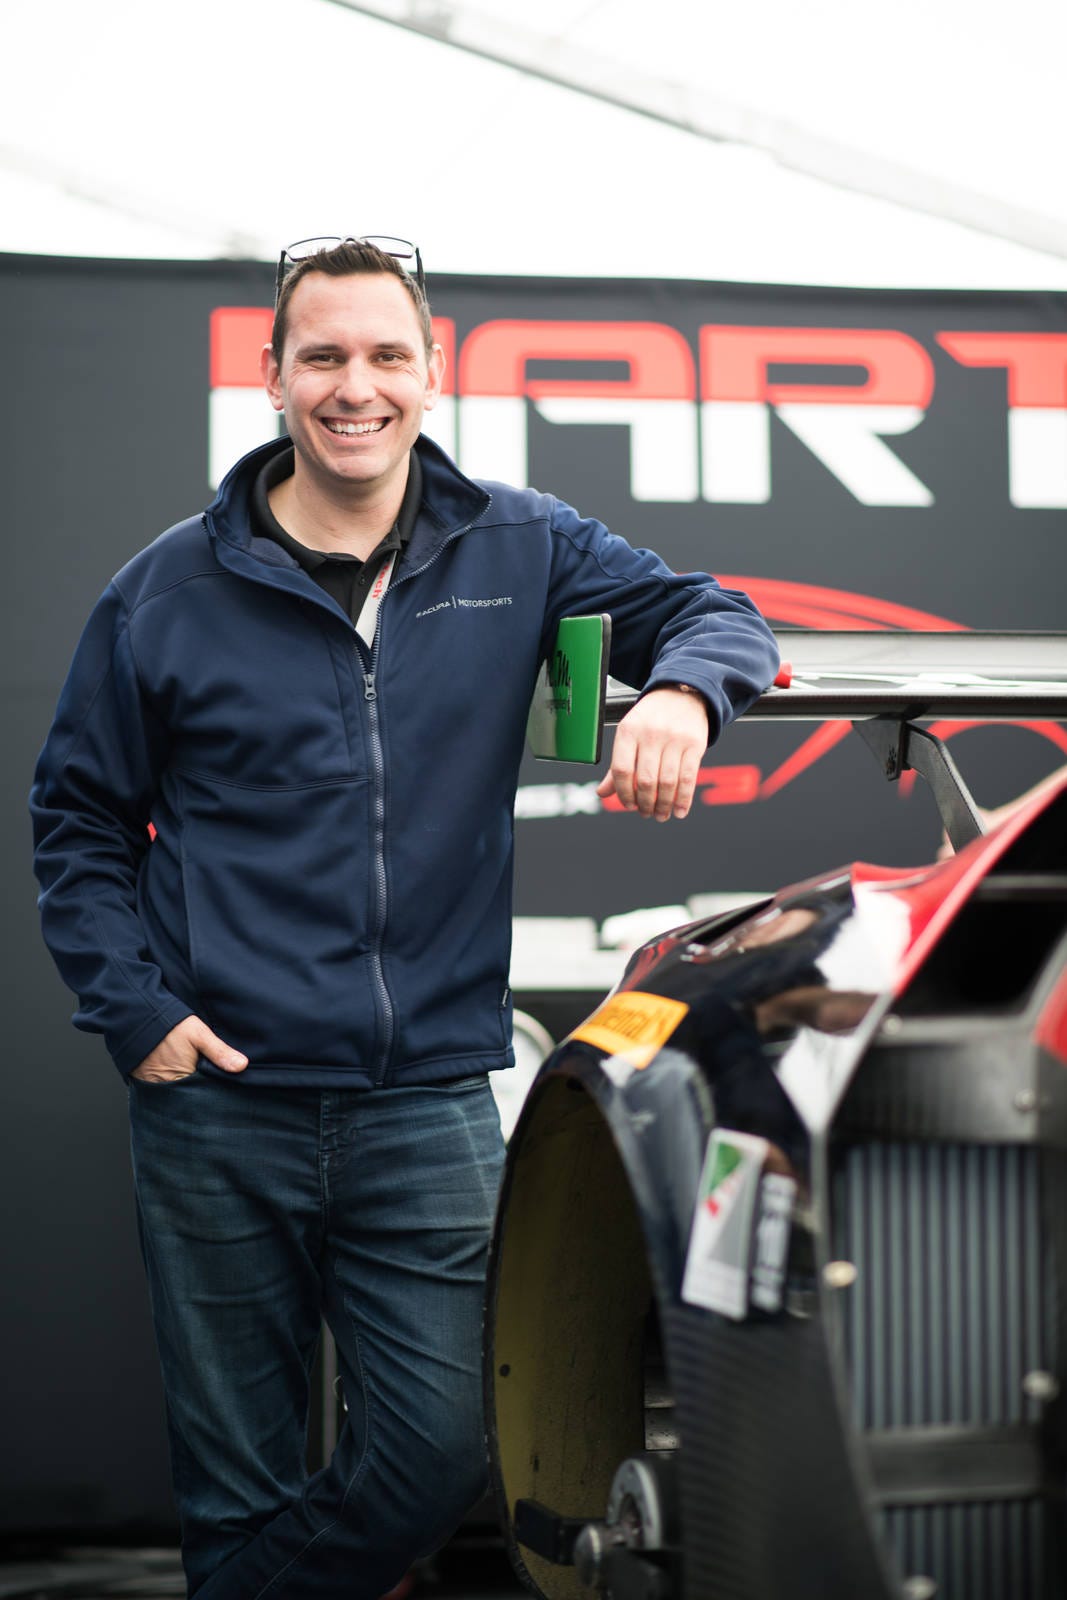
left=129, top=1069, right=199, bottom=1090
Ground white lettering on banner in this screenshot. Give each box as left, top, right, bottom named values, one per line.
left=700, top=323, right=938, bottom=507
left=207, top=309, right=1067, bottom=508
left=419, top=395, right=457, bottom=460
left=700, top=401, right=931, bottom=507
left=459, top=396, right=527, bottom=485
left=209, top=389, right=282, bottom=489
left=774, top=405, right=933, bottom=507
left=515, top=783, right=603, bottom=819
left=532, top=399, right=699, bottom=502
left=460, top=393, right=934, bottom=506
left=1007, top=410, right=1067, bottom=508
left=207, top=389, right=454, bottom=493
left=700, top=402, right=771, bottom=504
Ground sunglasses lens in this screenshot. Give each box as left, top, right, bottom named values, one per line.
left=276, top=237, right=424, bottom=306
left=361, top=236, right=416, bottom=262
left=286, top=236, right=346, bottom=261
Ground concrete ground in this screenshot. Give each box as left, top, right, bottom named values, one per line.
left=0, top=1539, right=524, bottom=1599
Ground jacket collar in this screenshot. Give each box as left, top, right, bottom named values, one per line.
left=206, top=433, right=491, bottom=570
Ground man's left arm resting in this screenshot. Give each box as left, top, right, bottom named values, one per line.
left=597, top=684, right=712, bottom=821
left=543, top=495, right=779, bottom=821
left=604, top=570, right=779, bottom=821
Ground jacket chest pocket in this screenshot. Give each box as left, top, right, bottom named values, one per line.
left=167, top=631, right=371, bottom=786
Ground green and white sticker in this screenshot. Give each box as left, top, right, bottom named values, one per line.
left=682, top=1129, right=784, bottom=1319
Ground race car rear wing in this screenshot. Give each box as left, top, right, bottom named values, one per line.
left=682, top=629, right=1067, bottom=722
left=527, top=620, right=1067, bottom=852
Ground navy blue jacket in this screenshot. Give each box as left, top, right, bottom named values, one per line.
left=31, top=435, right=779, bottom=1085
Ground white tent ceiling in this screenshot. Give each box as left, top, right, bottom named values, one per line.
left=4, top=0, right=1065, bottom=288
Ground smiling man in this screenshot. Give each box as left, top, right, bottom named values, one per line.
left=261, top=269, right=445, bottom=548
left=31, top=238, right=779, bottom=1599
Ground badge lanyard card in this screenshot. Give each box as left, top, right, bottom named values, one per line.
left=355, top=552, right=397, bottom=648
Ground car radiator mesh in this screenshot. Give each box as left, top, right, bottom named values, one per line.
left=832, top=1140, right=1060, bottom=1599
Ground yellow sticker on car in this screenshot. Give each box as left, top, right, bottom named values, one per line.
left=570, top=991, right=689, bottom=1069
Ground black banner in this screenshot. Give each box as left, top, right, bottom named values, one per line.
left=4, top=255, right=1066, bottom=1530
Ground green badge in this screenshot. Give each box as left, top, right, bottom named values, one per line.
left=527, top=614, right=612, bottom=764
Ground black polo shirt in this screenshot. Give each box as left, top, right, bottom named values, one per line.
left=251, top=446, right=423, bottom=626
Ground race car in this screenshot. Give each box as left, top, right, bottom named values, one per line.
left=485, top=628, right=1067, bottom=1600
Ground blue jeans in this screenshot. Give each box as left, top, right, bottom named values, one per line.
left=128, top=1072, right=505, bottom=1599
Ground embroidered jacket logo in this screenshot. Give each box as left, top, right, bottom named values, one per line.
left=415, top=595, right=514, bottom=619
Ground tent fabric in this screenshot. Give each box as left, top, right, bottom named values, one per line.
left=1, top=0, right=1065, bottom=289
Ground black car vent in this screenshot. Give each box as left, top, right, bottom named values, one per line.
left=896, top=876, right=1067, bottom=1019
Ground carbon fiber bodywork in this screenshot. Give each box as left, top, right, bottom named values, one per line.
left=485, top=772, right=1067, bottom=1600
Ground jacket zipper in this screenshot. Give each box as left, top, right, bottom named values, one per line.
left=359, top=645, right=395, bottom=1086
left=358, top=514, right=483, bottom=1086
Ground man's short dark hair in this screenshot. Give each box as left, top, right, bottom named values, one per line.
left=271, top=241, right=434, bottom=364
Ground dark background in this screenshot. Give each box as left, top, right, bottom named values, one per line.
left=5, top=254, right=1065, bottom=1535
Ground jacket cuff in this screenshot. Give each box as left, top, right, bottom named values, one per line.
left=112, top=1003, right=195, bottom=1081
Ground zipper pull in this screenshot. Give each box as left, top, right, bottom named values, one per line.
left=364, top=672, right=377, bottom=702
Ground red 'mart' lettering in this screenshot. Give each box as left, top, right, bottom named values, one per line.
left=210, top=308, right=274, bottom=387
left=421, top=319, right=457, bottom=456
left=459, top=321, right=695, bottom=400
left=458, top=322, right=697, bottom=500
left=936, top=332, right=1067, bottom=406
left=208, top=308, right=278, bottom=487
left=430, top=318, right=456, bottom=394
left=938, top=332, right=1067, bottom=508
left=208, top=308, right=457, bottom=390
left=699, top=328, right=935, bottom=505
left=700, top=326, right=934, bottom=407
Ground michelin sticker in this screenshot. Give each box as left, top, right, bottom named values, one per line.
left=682, top=1130, right=795, bottom=1319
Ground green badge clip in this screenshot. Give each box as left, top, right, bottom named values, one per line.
left=527, top=614, right=612, bottom=763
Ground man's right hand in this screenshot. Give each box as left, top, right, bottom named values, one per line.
left=131, top=1015, right=249, bottom=1083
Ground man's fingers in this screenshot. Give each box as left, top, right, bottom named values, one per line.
left=133, top=1015, right=248, bottom=1081
left=619, top=736, right=689, bottom=820
left=605, top=726, right=638, bottom=810
left=672, top=749, right=702, bottom=819
left=598, top=690, right=710, bottom=819
left=189, top=1019, right=248, bottom=1073
left=650, top=749, right=684, bottom=821
left=598, top=740, right=690, bottom=818
left=631, top=744, right=665, bottom=817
